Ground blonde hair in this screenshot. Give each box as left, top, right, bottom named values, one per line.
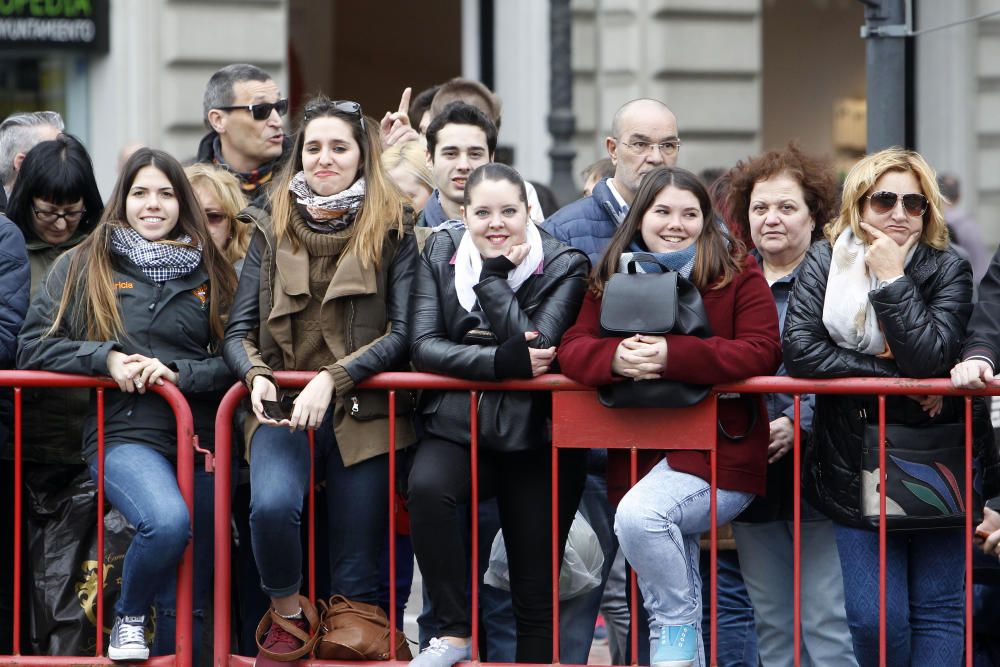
left=381, top=141, right=434, bottom=195
left=184, top=163, right=251, bottom=265
left=269, top=96, right=406, bottom=268
left=825, top=147, right=948, bottom=250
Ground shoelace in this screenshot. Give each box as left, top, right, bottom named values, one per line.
left=263, top=622, right=300, bottom=649
left=424, top=637, right=453, bottom=656
left=116, top=621, right=145, bottom=647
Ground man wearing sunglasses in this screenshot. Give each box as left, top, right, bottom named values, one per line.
left=195, top=63, right=291, bottom=204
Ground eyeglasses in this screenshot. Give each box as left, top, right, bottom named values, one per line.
left=32, top=205, right=85, bottom=225
left=204, top=211, right=229, bottom=225
left=866, top=191, right=928, bottom=217
left=215, top=98, right=289, bottom=121
left=303, top=99, right=366, bottom=131
left=617, top=139, right=682, bottom=157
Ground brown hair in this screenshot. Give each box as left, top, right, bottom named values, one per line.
left=269, top=95, right=407, bottom=268
left=727, top=143, right=838, bottom=246
left=591, top=167, right=745, bottom=295
left=48, top=148, right=237, bottom=341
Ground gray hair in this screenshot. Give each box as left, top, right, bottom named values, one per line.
left=0, top=111, right=65, bottom=187
left=203, top=63, right=274, bottom=127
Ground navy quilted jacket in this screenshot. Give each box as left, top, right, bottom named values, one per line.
left=542, top=178, right=625, bottom=266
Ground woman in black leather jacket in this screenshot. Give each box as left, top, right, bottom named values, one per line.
left=783, top=147, right=997, bottom=667
left=407, top=163, right=589, bottom=667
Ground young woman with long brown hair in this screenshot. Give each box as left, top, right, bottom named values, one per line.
left=222, top=95, right=417, bottom=665
left=17, top=147, right=237, bottom=662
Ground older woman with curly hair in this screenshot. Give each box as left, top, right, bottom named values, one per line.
left=726, top=145, right=857, bottom=667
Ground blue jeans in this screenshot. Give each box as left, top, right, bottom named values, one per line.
left=249, top=411, right=388, bottom=601
left=87, top=445, right=190, bottom=618
left=733, top=519, right=857, bottom=667
left=699, top=549, right=759, bottom=667
left=835, top=524, right=964, bottom=667
left=615, top=458, right=753, bottom=667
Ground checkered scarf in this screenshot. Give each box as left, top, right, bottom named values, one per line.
left=110, top=226, right=202, bottom=283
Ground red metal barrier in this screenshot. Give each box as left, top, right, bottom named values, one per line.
left=212, top=373, right=993, bottom=667
left=0, top=371, right=196, bottom=667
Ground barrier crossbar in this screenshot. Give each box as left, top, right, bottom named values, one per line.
left=0, top=370, right=196, bottom=667
left=212, top=372, right=992, bottom=667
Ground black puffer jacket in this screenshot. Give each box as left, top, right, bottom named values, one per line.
left=783, top=240, right=999, bottom=527
left=410, top=228, right=588, bottom=451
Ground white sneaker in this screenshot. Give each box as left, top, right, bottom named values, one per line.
left=108, top=615, right=149, bottom=662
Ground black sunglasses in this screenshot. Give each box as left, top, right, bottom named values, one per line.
left=303, top=99, right=365, bottom=130
left=867, top=191, right=928, bottom=217
left=216, top=98, right=288, bottom=121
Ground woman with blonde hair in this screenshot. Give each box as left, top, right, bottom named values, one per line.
left=784, top=147, right=998, bottom=666
left=223, top=96, right=417, bottom=665
left=382, top=140, right=434, bottom=213
left=17, top=148, right=238, bottom=662
left=184, top=163, right=252, bottom=269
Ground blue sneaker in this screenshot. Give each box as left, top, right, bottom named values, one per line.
left=408, top=637, right=472, bottom=667
left=651, top=624, right=696, bottom=667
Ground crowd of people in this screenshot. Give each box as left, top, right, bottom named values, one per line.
left=0, top=61, right=999, bottom=667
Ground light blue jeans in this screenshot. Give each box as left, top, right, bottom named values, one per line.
left=733, top=519, right=858, bottom=667
left=615, top=458, right=753, bottom=667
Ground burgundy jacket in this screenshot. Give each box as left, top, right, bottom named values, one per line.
left=558, top=257, right=782, bottom=502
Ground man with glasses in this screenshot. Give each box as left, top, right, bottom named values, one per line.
left=543, top=98, right=679, bottom=265
left=195, top=63, right=291, bottom=204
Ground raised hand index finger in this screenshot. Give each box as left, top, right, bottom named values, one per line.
left=398, top=87, right=412, bottom=115
left=859, top=222, right=887, bottom=241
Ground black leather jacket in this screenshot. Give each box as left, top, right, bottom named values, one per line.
left=783, top=239, right=998, bottom=526
left=410, top=228, right=588, bottom=451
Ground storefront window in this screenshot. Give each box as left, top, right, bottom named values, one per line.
left=0, top=52, right=89, bottom=143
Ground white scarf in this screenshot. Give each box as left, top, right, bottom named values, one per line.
left=822, top=227, right=914, bottom=356
left=454, top=222, right=545, bottom=313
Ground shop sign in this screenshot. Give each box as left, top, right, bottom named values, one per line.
left=0, top=0, right=109, bottom=53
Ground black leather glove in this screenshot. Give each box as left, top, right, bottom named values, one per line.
left=493, top=333, right=533, bottom=379
left=480, top=255, right=517, bottom=281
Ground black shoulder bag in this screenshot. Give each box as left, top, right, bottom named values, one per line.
left=598, top=254, right=713, bottom=408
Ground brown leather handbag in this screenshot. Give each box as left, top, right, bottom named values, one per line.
left=315, top=595, right=412, bottom=661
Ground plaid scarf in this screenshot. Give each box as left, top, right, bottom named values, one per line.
left=212, top=135, right=280, bottom=196
left=110, top=226, right=202, bottom=282
left=289, top=172, right=365, bottom=233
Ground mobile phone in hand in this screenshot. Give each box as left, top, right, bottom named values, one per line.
left=260, top=399, right=289, bottom=421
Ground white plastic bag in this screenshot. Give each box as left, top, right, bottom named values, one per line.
left=483, top=510, right=604, bottom=600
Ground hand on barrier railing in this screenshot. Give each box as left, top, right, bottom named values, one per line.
left=951, top=358, right=996, bottom=390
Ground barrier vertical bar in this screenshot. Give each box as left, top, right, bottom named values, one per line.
left=551, top=434, right=560, bottom=663
left=174, top=386, right=195, bottom=667
left=11, top=388, right=21, bottom=656
left=388, top=390, right=399, bottom=659
left=308, top=429, right=316, bottom=604
left=629, top=447, right=638, bottom=667
left=96, top=388, right=106, bottom=657
left=709, top=428, right=718, bottom=666
left=965, top=396, right=973, bottom=667
left=470, top=390, right=479, bottom=662
left=878, top=395, right=887, bottom=667
left=214, top=384, right=242, bottom=667
left=793, top=395, right=802, bottom=667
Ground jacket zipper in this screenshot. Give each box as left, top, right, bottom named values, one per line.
left=351, top=396, right=359, bottom=416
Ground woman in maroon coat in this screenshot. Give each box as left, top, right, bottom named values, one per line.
left=558, top=167, right=781, bottom=667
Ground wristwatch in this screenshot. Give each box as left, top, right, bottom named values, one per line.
left=877, top=275, right=903, bottom=289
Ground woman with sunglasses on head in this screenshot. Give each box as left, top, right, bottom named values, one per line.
left=783, top=147, right=998, bottom=667
left=223, top=95, right=417, bottom=665
left=558, top=167, right=781, bottom=667
left=17, top=148, right=238, bottom=662
left=185, top=164, right=253, bottom=273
